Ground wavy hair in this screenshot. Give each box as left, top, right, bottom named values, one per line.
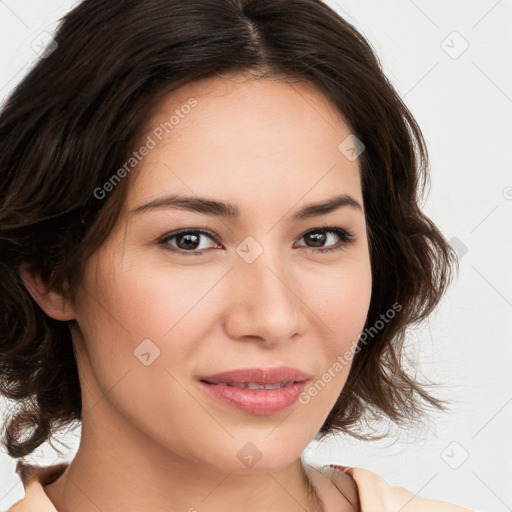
left=0, top=0, right=457, bottom=458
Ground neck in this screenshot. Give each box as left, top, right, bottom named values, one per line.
left=44, top=416, right=325, bottom=512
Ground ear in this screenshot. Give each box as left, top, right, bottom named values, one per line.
left=20, top=263, right=76, bottom=321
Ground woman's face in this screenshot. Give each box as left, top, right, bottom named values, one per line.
left=69, top=73, right=372, bottom=472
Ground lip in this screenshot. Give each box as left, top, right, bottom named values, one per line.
left=198, top=366, right=311, bottom=416
left=199, top=366, right=310, bottom=385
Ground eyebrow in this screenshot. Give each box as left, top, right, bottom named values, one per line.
left=130, top=193, right=362, bottom=221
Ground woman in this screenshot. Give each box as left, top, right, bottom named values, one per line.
left=0, top=1, right=474, bottom=510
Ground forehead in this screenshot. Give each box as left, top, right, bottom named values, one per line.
left=125, top=73, right=362, bottom=213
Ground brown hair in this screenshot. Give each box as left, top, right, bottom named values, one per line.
left=0, top=0, right=456, bottom=459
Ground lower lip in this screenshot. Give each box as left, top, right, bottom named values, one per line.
left=199, top=380, right=308, bottom=415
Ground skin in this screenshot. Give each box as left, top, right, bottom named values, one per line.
left=23, top=72, right=372, bottom=512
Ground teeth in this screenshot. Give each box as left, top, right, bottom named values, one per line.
left=213, top=381, right=291, bottom=389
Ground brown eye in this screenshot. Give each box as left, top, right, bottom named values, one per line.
left=295, top=227, right=355, bottom=253
left=175, top=232, right=201, bottom=250
left=304, top=231, right=328, bottom=247
left=159, top=229, right=221, bottom=255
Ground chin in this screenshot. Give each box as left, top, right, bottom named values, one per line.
left=206, top=433, right=311, bottom=474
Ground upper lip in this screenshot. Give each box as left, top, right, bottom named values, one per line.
left=199, top=366, right=311, bottom=385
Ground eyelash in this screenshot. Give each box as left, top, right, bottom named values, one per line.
left=157, top=226, right=356, bottom=256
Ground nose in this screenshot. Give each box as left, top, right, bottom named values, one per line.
left=223, top=252, right=302, bottom=346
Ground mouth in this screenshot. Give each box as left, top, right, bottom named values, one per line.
left=197, top=366, right=311, bottom=415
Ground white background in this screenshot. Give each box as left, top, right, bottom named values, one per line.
left=0, top=1, right=511, bottom=511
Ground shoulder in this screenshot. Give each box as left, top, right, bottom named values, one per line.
left=311, top=463, right=477, bottom=512
left=7, top=461, right=67, bottom=512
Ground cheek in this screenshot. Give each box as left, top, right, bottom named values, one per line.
left=71, top=256, right=221, bottom=440
left=71, top=252, right=231, bottom=404
left=332, top=270, right=372, bottom=347
left=77, top=249, right=213, bottom=338
left=289, top=252, right=372, bottom=405
left=306, top=252, right=372, bottom=347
